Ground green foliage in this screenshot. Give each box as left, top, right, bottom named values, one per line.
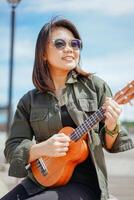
left=121, top=121, right=134, bottom=134
left=121, top=121, right=134, bottom=129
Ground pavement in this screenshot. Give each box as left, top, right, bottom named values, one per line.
left=0, top=132, right=134, bottom=199
left=105, top=146, right=134, bottom=200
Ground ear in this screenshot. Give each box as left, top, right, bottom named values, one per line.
left=43, top=54, right=47, bottom=61
left=43, top=50, right=48, bottom=60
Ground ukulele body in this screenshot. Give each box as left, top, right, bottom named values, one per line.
left=31, top=126, right=89, bottom=187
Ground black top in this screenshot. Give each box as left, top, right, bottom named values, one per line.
left=61, top=105, right=100, bottom=194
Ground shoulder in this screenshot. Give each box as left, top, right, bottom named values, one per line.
left=91, top=74, right=113, bottom=96
left=78, top=73, right=108, bottom=91
left=78, top=74, right=113, bottom=106
left=18, top=88, right=50, bottom=111
left=91, top=74, right=106, bottom=86
left=16, top=88, right=40, bottom=111
left=91, top=74, right=108, bottom=92
left=19, top=88, right=38, bottom=103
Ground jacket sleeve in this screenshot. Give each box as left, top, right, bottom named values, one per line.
left=92, top=75, right=134, bottom=152
left=4, top=93, right=34, bottom=178
left=100, top=125, right=134, bottom=153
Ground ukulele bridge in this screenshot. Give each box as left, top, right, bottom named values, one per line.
left=36, top=158, right=48, bottom=176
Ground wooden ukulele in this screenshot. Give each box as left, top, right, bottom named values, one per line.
left=30, top=80, right=134, bottom=187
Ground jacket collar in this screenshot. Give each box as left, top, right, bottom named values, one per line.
left=66, top=70, right=78, bottom=84
left=35, top=70, right=78, bottom=95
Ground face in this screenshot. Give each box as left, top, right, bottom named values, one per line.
left=44, top=27, right=81, bottom=74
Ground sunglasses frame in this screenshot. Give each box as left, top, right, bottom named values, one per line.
left=51, top=38, right=82, bottom=50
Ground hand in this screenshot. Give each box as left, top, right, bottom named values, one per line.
left=102, top=97, right=122, bottom=131
left=38, top=133, right=70, bottom=157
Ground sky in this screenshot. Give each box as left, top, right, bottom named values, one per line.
left=0, top=0, right=134, bottom=121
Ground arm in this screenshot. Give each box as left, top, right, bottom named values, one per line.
left=103, top=97, right=121, bottom=150
left=4, top=93, right=34, bottom=178
left=92, top=75, right=134, bottom=152
left=4, top=93, right=70, bottom=177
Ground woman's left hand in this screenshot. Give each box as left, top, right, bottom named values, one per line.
left=103, top=97, right=122, bottom=131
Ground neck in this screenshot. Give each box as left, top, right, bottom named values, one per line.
left=50, top=69, right=68, bottom=91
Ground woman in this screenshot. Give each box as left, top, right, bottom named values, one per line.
left=2, top=17, right=134, bottom=200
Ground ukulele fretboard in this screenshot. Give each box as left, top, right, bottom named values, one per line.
left=70, top=107, right=105, bottom=141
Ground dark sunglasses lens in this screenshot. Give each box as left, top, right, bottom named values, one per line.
left=71, top=39, right=81, bottom=49
left=54, top=39, right=65, bottom=49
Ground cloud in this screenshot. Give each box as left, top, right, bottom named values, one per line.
left=14, top=39, right=35, bottom=61
left=0, top=63, right=33, bottom=104
left=0, top=26, right=10, bottom=62
left=20, top=0, right=134, bottom=16
left=0, top=25, right=35, bottom=63
left=82, top=49, right=134, bottom=90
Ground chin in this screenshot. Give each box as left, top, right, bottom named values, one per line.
left=65, top=64, right=76, bottom=70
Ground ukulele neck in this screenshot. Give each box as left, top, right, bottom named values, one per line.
left=70, top=107, right=105, bottom=141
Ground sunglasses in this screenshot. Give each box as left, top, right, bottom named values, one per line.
left=51, top=38, right=82, bottom=50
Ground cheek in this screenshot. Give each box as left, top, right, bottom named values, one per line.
left=47, top=51, right=62, bottom=66
left=47, top=48, right=60, bottom=62
left=75, top=52, right=80, bottom=61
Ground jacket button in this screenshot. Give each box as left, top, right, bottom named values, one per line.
left=54, top=104, right=59, bottom=112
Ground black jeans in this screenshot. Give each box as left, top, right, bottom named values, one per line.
left=1, top=182, right=101, bottom=200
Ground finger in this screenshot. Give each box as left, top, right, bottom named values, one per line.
left=103, top=99, right=122, bottom=115
left=54, top=147, right=69, bottom=157
left=57, top=147, right=69, bottom=153
left=110, top=100, right=122, bottom=113
left=56, top=152, right=67, bottom=157
left=106, top=105, right=121, bottom=116
left=104, top=106, right=120, bottom=120
left=56, top=133, right=70, bottom=142
left=105, top=97, right=112, bottom=101
left=103, top=98, right=116, bottom=108
left=54, top=141, right=70, bottom=147
left=104, top=111, right=118, bottom=122
left=53, top=152, right=67, bottom=157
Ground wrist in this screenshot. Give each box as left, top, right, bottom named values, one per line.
left=29, top=143, right=44, bottom=162
left=105, top=124, right=119, bottom=137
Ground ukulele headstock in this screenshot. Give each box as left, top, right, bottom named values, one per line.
left=113, top=80, right=134, bottom=105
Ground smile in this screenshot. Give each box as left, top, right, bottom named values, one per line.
left=62, top=56, right=74, bottom=61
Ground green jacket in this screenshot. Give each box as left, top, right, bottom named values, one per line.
left=4, top=71, right=134, bottom=200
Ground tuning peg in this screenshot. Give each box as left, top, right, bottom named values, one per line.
left=124, top=95, right=128, bottom=99
left=128, top=83, right=133, bottom=88
left=128, top=100, right=133, bottom=106
left=120, top=91, right=124, bottom=95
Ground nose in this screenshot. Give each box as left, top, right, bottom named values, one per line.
left=63, top=42, right=73, bottom=53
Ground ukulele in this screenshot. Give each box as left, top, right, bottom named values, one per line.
left=30, top=80, right=134, bottom=187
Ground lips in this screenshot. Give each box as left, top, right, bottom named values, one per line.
left=62, top=56, right=74, bottom=61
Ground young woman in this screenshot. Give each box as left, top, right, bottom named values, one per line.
left=2, top=17, right=134, bottom=200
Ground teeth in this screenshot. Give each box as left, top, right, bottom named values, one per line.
left=63, top=57, right=73, bottom=61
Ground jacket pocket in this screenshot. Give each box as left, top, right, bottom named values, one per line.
left=30, top=108, right=49, bottom=141
left=78, top=98, right=99, bottom=132
left=78, top=98, right=98, bottom=112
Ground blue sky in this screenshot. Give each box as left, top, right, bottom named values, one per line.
left=0, top=0, right=134, bottom=121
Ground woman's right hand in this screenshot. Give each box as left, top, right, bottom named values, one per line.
left=29, top=133, right=70, bottom=162
left=39, top=133, right=70, bottom=157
